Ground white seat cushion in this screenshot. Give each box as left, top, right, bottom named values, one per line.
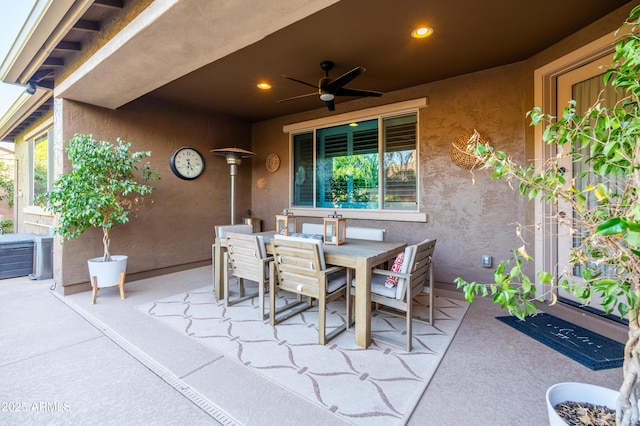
left=291, top=232, right=323, bottom=241
left=301, top=223, right=324, bottom=235
left=256, top=235, right=268, bottom=259
left=352, top=273, right=397, bottom=298
left=273, top=234, right=326, bottom=270
left=215, top=224, right=253, bottom=238
left=351, top=245, right=416, bottom=300
left=385, top=252, right=405, bottom=288
left=346, top=227, right=385, bottom=241
left=273, top=234, right=346, bottom=292
left=256, top=235, right=270, bottom=279
left=394, top=245, right=415, bottom=299
left=327, top=271, right=347, bottom=293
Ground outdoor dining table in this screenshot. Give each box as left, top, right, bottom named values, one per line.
left=213, top=231, right=406, bottom=349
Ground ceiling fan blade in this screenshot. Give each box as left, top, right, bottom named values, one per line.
left=324, top=67, right=365, bottom=92
left=324, top=98, right=335, bottom=111
left=334, top=88, right=383, bottom=98
left=277, top=92, right=317, bottom=103
left=281, top=75, right=318, bottom=90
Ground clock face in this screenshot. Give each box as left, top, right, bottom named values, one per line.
left=170, top=147, right=205, bottom=180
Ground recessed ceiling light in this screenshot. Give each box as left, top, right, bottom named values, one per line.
left=411, top=27, right=433, bottom=39
left=257, top=83, right=271, bottom=90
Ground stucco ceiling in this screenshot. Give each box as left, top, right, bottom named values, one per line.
left=143, top=0, right=632, bottom=122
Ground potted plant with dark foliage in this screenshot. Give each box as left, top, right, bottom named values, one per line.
left=39, top=134, right=160, bottom=301
left=455, top=7, right=640, bottom=425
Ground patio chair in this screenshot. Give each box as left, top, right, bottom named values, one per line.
left=214, top=224, right=253, bottom=238
left=350, top=238, right=436, bottom=351
left=215, top=224, right=255, bottom=303
left=345, top=226, right=386, bottom=241
left=223, top=232, right=273, bottom=319
left=301, top=223, right=324, bottom=235
left=269, top=235, right=350, bottom=345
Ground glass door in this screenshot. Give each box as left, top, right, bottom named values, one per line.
left=556, top=55, right=627, bottom=320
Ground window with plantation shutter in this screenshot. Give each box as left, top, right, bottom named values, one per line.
left=293, top=132, right=313, bottom=206
left=383, top=114, right=417, bottom=210
left=291, top=113, right=417, bottom=211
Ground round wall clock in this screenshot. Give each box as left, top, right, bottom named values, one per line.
left=265, top=153, right=280, bottom=172
left=169, top=147, right=205, bottom=180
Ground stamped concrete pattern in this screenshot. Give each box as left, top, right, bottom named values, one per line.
left=137, top=285, right=469, bottom=425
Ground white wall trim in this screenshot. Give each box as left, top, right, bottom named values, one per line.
left=533, top=29, right=619, bottom=299
left=282, top=98, right=428, bottom=133
left=289, top=207, right=428, bottom=223
left=23, top=116, right=53, bottom=141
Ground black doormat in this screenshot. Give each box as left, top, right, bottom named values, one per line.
left=496, top=313, right=624, bottom=370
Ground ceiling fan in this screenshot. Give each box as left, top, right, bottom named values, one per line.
left=278, top=60, right=383, bottom=111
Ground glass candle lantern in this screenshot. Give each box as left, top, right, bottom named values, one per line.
left=323, top=217, right=347, bottom=245
left=275, top=214, right=297, bottom=235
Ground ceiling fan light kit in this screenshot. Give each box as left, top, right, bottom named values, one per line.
left=278, top=60, right=382, bottom=111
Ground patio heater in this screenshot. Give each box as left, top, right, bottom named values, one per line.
left=211, top=147, right=256, bottom=225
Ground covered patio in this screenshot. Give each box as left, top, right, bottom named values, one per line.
left=0, top=1, right=636, bottom=424
left=1, top=271, right=623, bottom=425
left=0, top=0, right=634, bottom=297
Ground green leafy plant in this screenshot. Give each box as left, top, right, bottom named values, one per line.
left=0, top=159, right=14, bottom=208
left=455, top=7, right=640, bottom=425
left=39, top=134, right=160, bottom=261
left=0, top=218, right=12, bottom=234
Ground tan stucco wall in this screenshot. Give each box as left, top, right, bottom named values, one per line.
left=251, top=62, right=528, bottom=285
left=42, top=1, right=633, bottom=294
left=54, top=97, right=252, bottom=293
left=249, top=2, right=634, bottom=287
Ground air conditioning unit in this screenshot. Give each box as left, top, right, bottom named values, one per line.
left=30, top=236, right=53, bottom=280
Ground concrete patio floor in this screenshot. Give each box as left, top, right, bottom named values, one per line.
left=0, top=266, right=625, bottom=425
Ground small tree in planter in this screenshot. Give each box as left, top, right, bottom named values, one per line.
left=455, top=7, right=640, bottom=425
left=39, top=134, right=160, bottom=261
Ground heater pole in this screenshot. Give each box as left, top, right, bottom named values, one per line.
left=229, top=164, right=237, bottom=224
left=210, top=148, right=256, bottom=227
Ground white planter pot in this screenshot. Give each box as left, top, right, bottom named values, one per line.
left=87, top=255, right=128, bottom=288
left=546, top=382, right=618, bottom=425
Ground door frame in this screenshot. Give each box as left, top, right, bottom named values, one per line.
left=533, top=30, right=619, bottom=301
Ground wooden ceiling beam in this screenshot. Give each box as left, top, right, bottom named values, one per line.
left=54, top=41, right=81, bottom=51
left=73, top=19, right=100, bottom=32
left=36, top=80, right=55, bottom=90
left=93, top=0, right=124, bottom=9
left=43, top=57, right=64, bottom=66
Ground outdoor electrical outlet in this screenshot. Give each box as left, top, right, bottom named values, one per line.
left=481, top=255, right=493, bottom=268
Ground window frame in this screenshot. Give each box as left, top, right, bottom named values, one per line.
left=27, top=127, right=54, bottom=206
left=283, top=98, right=428, bottom=222
left=314, top=117, right=379, bottom=209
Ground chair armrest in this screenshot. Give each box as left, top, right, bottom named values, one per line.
left=260, top=255, right=274, bottom=265
left=322, top=265, right=346, bottom=275
left=372, top=269, right=410, bottom=280
left=269, top=260, right=276, bottom=282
